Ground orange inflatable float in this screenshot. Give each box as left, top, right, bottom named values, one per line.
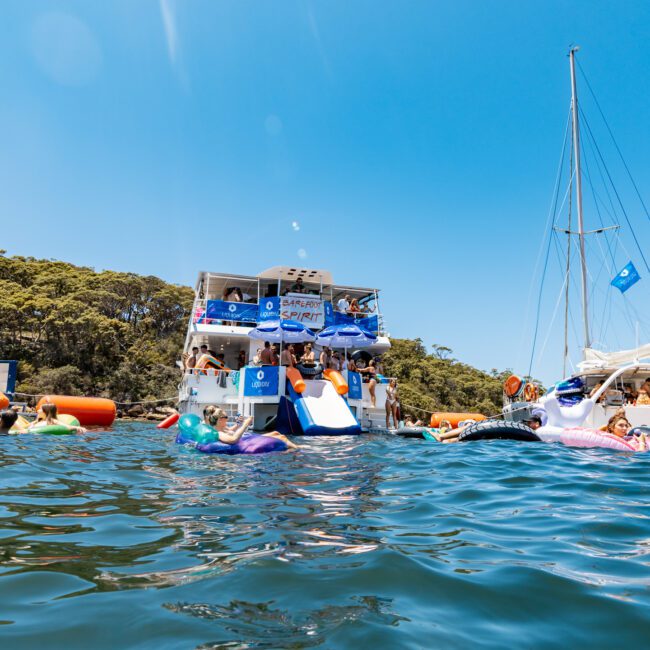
left=36, top=395, right=116, bottom=427
left=323, top=369, right=348, bottom=395
left=0, top=393, right=9, bottom=410
left=286, top=367, right=306, bottom=394
left=430, top=412, right=486, bottom=428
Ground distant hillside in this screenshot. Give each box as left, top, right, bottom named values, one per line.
left=0, top=252, right=510, bottom=414
left=0, top=252, right=194, bottom=403
left=382, top=338, right=510, bottom=419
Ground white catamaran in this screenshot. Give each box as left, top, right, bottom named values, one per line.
left=177, top=267, right=393, bottom=434
left=505, top=48, right=650, bottom=431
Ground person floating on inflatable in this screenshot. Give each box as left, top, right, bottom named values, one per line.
left=176, top=406, right=299, bottom=454
left=606, top=414, right=648, bottom=451
left=28, top=404, right=87, bottom=434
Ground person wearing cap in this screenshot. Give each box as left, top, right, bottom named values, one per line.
left=524, top=415, right=542, bottom=430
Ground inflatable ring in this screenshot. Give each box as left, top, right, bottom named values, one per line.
left=175, top=413, right=288, bottom=454
left=504, top=375, right=524, bottom=398
left=395, top=426, right=436, bottom=439
left=523, top=383, right=539, bottom=402
left=458, top=420, right=540, bottom=442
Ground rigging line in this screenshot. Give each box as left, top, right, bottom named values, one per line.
left=577, top=60, right=650, bottom=224
left=579, top=111, right=650, bottom=273
left=535, top=271, right=569, bottom=368
left=521, top=105, right=572, bottom=374
left=551, top=232, right=581, bottom=367
left=579, top=106, right=620, bottom=224
left=528, top=226, right=559, bottom=377
left=578, top=122, right=617, bottom=267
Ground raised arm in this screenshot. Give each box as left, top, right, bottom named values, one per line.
left=218, top=416, right=253, bottom=445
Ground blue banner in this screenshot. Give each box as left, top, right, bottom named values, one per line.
left=258, top=297, right=280, bottom=321
left=243, top=365, right=279, bottom=396
left=611, top=261, right=641, bottom=294
left=348, top=371, right=363, bottom=400
left=324, top=301, right=335, bottom=326
left=206, top=300, right=259, bottom=323
left=333, top=312, right=379, bottom=333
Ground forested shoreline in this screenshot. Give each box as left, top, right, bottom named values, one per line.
left=0, top=253, right=509, bottom=415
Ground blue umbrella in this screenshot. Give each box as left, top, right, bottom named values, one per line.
left=316, top=323, right=377, bottom=349
left=248, top=319, right=317, bottom=344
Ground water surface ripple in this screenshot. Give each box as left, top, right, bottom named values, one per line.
left=1, top=423, right=649, bottom=648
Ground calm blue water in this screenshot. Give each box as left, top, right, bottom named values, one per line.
left=1, top=423, right=649, bottom=648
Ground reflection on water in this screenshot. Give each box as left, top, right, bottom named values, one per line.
left=0, top=424, right=650, bottom=648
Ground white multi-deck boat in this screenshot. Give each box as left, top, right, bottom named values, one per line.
left=177, top=266, right=392, bottom=434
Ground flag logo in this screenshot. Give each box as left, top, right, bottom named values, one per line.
left=611, top=261, right=641, bottom=293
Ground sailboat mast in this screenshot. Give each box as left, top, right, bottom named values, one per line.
left=569, top=46, right=591, bottom=351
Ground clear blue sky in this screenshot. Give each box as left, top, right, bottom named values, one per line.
left=2, top=1, right=649, bottom=384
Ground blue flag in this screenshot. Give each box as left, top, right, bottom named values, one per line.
left=611, top=261, right=641, bottom=294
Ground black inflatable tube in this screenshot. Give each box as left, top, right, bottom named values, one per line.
left=458, top=420, right=541, bottom=443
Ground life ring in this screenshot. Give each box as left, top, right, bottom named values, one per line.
left=503, top=375, right=524, bottom=398
left=458, top=420, right=541, bottom=443
left=523, top=383, right=539, bottom=402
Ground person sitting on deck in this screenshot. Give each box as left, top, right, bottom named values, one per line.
left=0, top=410, right=18, bottom=434
left=636, top=388, right=650, bottom=406
left=203, top=406, right=299, bottom=450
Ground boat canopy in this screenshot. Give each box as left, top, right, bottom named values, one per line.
left=578, top=344, right=650, bottom=370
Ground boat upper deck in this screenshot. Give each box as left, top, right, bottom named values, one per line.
left=188, top=266, right=385, bottom=336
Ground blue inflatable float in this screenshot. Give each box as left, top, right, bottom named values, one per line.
left=175, top=414, right=287, bottom=454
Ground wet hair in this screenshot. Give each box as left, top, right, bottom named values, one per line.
left=0, top=410, right=17, bottom=429
left=41, top=403, right=58, bottom=419
left=525, top=416, right=542, bottom=426
left=203, top=405, right=228, bottom=427
left=192, top=346, right=199, bottom=352
left=606, top=414, right=631, bottom=434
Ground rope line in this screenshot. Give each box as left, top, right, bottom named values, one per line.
left=11, top=392, right=177, bottom=406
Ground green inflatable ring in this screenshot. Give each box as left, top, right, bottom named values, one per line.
left=30, top=414, right=80, bottom=435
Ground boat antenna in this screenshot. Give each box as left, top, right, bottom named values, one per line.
left=569, top=46, right=591, bottom=352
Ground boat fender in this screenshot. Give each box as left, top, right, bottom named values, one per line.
left=0, top=393, right=9, bottom=410
left=458, top=420, right=540, bottom=442
left=503, top=375, right=524, bottom=398
left=157, top=412, right=180, bottom=429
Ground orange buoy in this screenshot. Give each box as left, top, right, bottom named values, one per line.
left=36, top=395, right=116, bottom=427
left=0, top=393, right=9, bottom=410
left=286, top=367, right=306, bottom=394
left=323, top=369, right=349, bottom=395
left=430, top=412, right=486, bottom=428
left=504, top=375, right=524, bottom=398
left=157, top=412, right=180, bottom=429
